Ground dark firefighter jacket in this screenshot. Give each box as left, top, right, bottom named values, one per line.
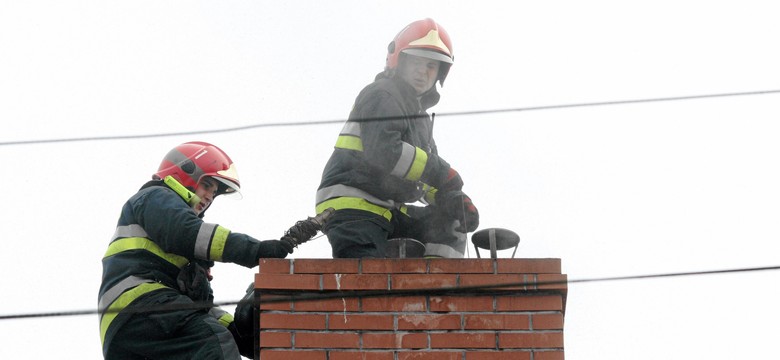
left=316, top=73, right=453, bottom=220
left=98, top=180, right=284, bottom=353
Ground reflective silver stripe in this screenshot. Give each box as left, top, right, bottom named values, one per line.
left=424, top=225, right=467, bottom=259
left=98, top=275, right=155, bottom=313
left=166, top=148, right=206, bottom=186
left=316, top=184, right=397, bottom=209
left=390, top=142, right=417, bottom=178
left=195, top=223, right=218, bottom=260
left=424, top=243, right=465, bottom=258
left=112, top=224, right=148, bottom=240
left=340, top=121, right=361, bottom=136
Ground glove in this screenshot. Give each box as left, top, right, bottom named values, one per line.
left=440, top=168, right=464, bottom=192
left=279, top=237, right=296, bottom=254
left=259, top=239, right=294, bottom=258
left=177, top=262, right=213, bottom=302
left=437, top=190, right=479, bottom=232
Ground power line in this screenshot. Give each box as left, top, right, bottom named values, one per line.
left=2, top=88, right=778, bottom=147
left=2, top=263, right=778, bottom=321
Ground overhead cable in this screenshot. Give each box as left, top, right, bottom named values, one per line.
left=1, top=89, right=778, bottom=147
left=1, top=263, right=778, bottom=321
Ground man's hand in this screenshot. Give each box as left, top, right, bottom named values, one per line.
left=440, top=168, right=464, bottom=192
left=260, top=240, right=294, bottom=258
left=279, top=237, right=296, bottom=254
left=438, top=190, right=479, bottom=232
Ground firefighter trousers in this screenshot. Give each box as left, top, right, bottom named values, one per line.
left=323, top=206, right=466, bottom=258
left=104, top=288, right=241, bottom=360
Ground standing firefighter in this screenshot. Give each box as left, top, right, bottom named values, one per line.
left=99, top=141, right=316, bottom=359
left=316, top=18, right=479, bottom=258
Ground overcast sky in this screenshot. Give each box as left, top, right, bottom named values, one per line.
left=2, top=1, right=780, bottom=359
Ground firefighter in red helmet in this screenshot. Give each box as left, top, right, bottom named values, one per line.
left=316, top=18, right=479, bottom=258
left=99, top=142, right=296, bottom=359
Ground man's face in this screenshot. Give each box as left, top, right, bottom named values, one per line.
left=193, top=177, right=218, bottom=215
left=398, top=54, right=440, bottom=95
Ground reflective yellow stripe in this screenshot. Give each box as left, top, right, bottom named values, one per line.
left=210, top=226, right=230, bottom=262
left=217, top=313, right=234, bottom=327
left=405, top=147, right=428, bottom=181
left=208, top=307, right=234, bottom=327
left=195, top=223, right=231, bottom=262
left=99, top=282, right=167, bottom=345
left=423, top=184, right=438, bottom=205
left=335, top=135, right=364, bottom=151
left=104, top=237, right=189, bottom=268
left=316, top=197, right=393, bottom=221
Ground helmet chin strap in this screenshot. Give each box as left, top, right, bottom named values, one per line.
left=163, top=175, right=201, bottom=207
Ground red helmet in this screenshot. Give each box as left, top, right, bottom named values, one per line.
left=154, top=141, right=241, bottom=197
left=386, top=18, right=454, bottom=85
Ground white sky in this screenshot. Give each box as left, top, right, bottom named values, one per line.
left=2, top=1, right=780, bottom=359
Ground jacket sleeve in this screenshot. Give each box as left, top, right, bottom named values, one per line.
left=134, top=187, right=283, bottom=268
left=357, top=90, right=451, bottom=189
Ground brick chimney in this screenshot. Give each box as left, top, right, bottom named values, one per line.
left=253, top=258, right=566, bottom=360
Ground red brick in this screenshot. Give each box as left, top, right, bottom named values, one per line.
left=259, top=331, right=292, bottom=347
left=256, top=273, right=321, bottom=290
left=293, top=259, right=360, bottom=274
left=397, top=314, right=461, bottom=330
left=254, top=258, right=566, bottom=358
left=536, top=274, right=568, bottom=291
left=362, top=332, right=428, bottom=349
left=294, top=296, right=360, bottom=312
left=260, top=313, right=326, bottom=330
left=430, top=296, right=494, bottom=312
left=496, top=259, right=561, bottom=274
left=398, top=351, right=463, bottom=360
left=466, top=351, right=532, bottom=360
left=464, top=314, right=530, bottom=330
left=533, top=350, right=565, bottom=360
left=362, top=258, right=428, bottom=274
left=329, top=351, right=395, bottom=360
left=322, top=274, right=388, bottom=290
left=329, top=314, right=395, bottom=330
left=496, top=295, right=563, bottom=311
left=498, top=332, right=564, bottom=349
left=459, top=274, right=526, bottom=290
left=258, top=259, right=292, bottom=274
left=391, top=274, right=457, bottom=290
left=532, top=314, right=564, bottom=330
left=429, top=259, right=494, bottom=274
left=260, top=349, right=326, bottom=360
left=362, top=296, right=427, bottom=312
left=430, top=333, right=496, bottom=349
left=295, top=332, right=361, bottom=348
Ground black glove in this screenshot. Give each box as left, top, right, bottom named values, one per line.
left=440, top=168, right=464, bottom=192
left=259, top=239, right=294, bottom=258
left=279, top=237, right=296, bottom=254
left=437, top=190, right=479, bottom=232
left=177, top=262, right=213, bottom=303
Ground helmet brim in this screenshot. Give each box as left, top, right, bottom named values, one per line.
left=402, top=48, right=453, bottom=64
left=213, top=177, right=243, bottom=199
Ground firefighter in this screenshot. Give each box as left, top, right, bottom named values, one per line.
left=98, top=141, right=295, bottom=359
left=316, top=18, right=479, bottom=258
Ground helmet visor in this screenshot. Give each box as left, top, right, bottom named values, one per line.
left=402, top=48, right=453, bottom=64
left=213, top=177, right=243, bottom=199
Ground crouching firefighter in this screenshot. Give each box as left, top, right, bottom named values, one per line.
left=98, top=141, right=330, bottom=359
left=315, top=18, right=479, bottom=259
